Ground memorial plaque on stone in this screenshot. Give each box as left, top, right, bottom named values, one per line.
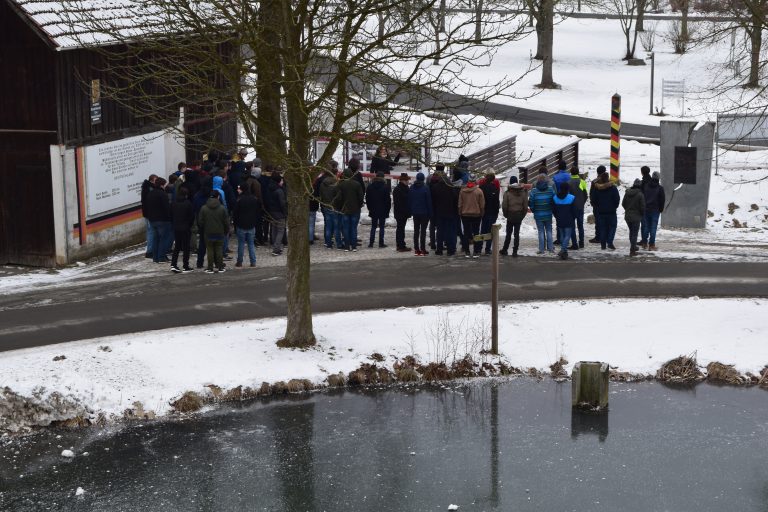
left=674, top=146, right=697, bottom=184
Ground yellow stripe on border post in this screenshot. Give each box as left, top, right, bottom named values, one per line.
left=610, top=93, right=621, bottom=181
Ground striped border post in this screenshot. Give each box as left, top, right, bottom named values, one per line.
left=610, top=93, right=621, bottom=181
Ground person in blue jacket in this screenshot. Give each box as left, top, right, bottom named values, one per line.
left=528, top=175, right=555, bottom=254
left=551, top=160, right=571, bottom=245
left=552, top=182, right=578, bottom=260
left=408, top=172, right=433, bottom=256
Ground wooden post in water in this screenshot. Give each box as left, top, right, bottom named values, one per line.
left=571, top=361, right=609, bottom=410
left=491, top=224, right=500, bottom=355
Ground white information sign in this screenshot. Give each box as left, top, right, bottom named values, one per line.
left=84, top=131, right=166, bottom=217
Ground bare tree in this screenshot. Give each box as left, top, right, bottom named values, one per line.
left=609, top=0, right=641, bottom=60
left=59, top=0, right=530, bottom=347
left=527, top=0, right=560, bottom=88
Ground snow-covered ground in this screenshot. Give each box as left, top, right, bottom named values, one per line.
left=1, top=297, right=766, bottom=426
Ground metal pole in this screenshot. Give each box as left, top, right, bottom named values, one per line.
left=491, top=223, right=500, bottom=354
left=649, top=52, right=655, bottom=115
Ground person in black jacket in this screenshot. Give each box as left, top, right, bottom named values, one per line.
left=170, top=187, right=195, bottom=272
left=145, top=178, right=173, bottom=263
left=392, top=173, right=412, bottom=252
left=479, top=172, right=501, bottom=255
left=641, top=171, right=666, bottom=251
left=370, top=145, right=401, bottom=175
left=365, top=171, right=392, bottom=248
left=233, top=184, right=261, bottom=266
left=430, top=169, right=460, bottom=256
left=141, top=174, right=158, bottom=258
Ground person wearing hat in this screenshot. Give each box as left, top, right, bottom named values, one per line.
left=588, top=165, right=608, bottom=243
left=500, top=176, right=528, bottom=257
left=622, top=178, right=646, bottom=256
left=409, top=172, right=433, bottom=256
left=228, top=148, right=249, bottom=191
left=641, top=171, right=665, bottom=251
left=365, top=171, right=392, bottom=248
left=392, top=173, right=412, bottom=251
left=458, top=174, right=485, bottom=258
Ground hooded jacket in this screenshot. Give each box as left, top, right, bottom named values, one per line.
left=267, top=179, right=288, bottom=219
left=643, top=179, right=666, bottom=213
left=171, top=194, right=195, bottom=231
left=365, top=178, right=392, bottom=218
left=479, top=178, right=501, bottom=218
left=592, top=181, right=620, bottom=214
left=408, top=179, right=433, bottom=217
left=197, top=197, right=230, bottom=237
left=233, top=189, right=261, bottom=229
left=212, top=175, right=228, bottom=210
left=552, top=170, right=571, bottom=191
left=144, top=185, right=172, bottom=222
left=568, top=174, right=588, bottom=210
left=502, top=185, right=529, bottom=223
left=430, top=175, right=460, bottom=217
left=552, top=189, right=577, bottom=228
left=622, top=185, right=646, bottom=223
left=458, top=183, right=485, bottom=217
left=318, top=174, right=339, bottom=209
left=529, top=180, right=555, bottom=221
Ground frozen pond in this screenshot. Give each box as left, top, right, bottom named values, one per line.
left=2, top=379, right=768, bottom=511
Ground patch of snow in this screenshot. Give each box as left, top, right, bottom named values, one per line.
left=75, top=487, right=85, bottom=496
left=61, top=449, right=75, bottom=458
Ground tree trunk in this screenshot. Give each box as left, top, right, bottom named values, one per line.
left=747, top=13, right=761, bottom=88
left=537, top=0, right=557, bottom=88
left=680, top=0, right=689, bottom=43
left=475, top=0, right=483, bottom=43
left=534, top=16, right=545, bottom=59
left=256, top=0, right=286, bottom=166
left=637, top=0, right=646, bottom=31
left=439, top=0, right=446, bottom=32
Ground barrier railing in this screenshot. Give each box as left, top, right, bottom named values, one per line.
left=517, top=136, right=580, bottom=184
left=465, top=135, right=517, bottom=175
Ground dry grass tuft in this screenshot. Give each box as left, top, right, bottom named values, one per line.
left=395, top=367, right=420, bottom=382
left=272, top=381, right=288, bottom=394
left=419, top=362, right=452, bottom=381
left=171, top=392, right=205, bottom=413
left=610, top=370, right=651, bottom=382
left=326, top=373, right=345, bottom=387
left=223, top=386, right=243, bottom=401
left=706, top=362, right=746, bottom=385
left=549, top=357, right=569, bottom=378
left=369, top=352, right=386, bottom=362
left=258, top=382, right=271, bottom=396
left=656, top=354, right=704, bottom=383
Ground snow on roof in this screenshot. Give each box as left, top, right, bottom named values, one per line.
left=8, top=0, right=166, bottom=50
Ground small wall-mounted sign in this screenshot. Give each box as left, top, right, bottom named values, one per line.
left=90, top=79, right=102, bottom=125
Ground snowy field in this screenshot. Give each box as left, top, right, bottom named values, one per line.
left=1, top=297, right=766, bottom=425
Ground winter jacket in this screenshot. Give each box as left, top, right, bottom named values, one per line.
left=393, top=182, right=411, bottom=219
left=318, top=174, right=339, bottom=209
left=552, top=170, right=571, bottom=191
left=141, top=179, right=154, bottom=218
left=229, top=160, right=246, bottom=190
left=643, top=179, right=666, bottom=213
left=233, top=191, right=261, bottom=230
left=529, top=181, right=555, bottom=221
left=502, top=186, right=529, bottom=223
left=458, top=184, right=485, bottom=217
left=244, top=177, right=264, bottom=208
left=568, top=175, right=588, bottom=210
left=212, top=176, right=228, bottom=210
left=197, top=197, right=230, bottom=238
left=365, top=178, right=392, bottom=218
left=309, top=174, right=323, bottom=213
left=144, top=186, right=172, bottom=222
left=171, top=196, right=195, bottom=232
left=479, top=178, right=501, bottom=218
left=408, top=181, right=433, bottom=217
left=552, top=191, right=578, bottom=228
left=430, top=177, right=460, bottom=218
left=267, top=181, right=288, bottom=220
left=592, top=181, right=620, bottom=214
left=370, top=153, right=400, bottom=175
left=622, top=185, right=646, bottom=223
left=335, top=170, right=364, bottom=215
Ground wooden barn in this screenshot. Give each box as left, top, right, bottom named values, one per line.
left=0, top=0, right=236, bottom=266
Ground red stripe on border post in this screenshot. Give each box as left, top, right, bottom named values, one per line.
left=610, top=93, right=621, bottom=181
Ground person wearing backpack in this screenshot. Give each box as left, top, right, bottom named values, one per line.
left=567, top=167, right=588, bottom=249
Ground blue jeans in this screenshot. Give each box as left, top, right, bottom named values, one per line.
left=641, top=211, right=660, bottom=245
left=322, top=208, right=343, bottom=248
left=341, top=213, right=360, bottom=249
left=150, top=221, right=172, bottom=262
left=481, top=213, right=498, bottom=253
left=598, top=213, right=618, bottom=247
left=236, top=227, right=256, bottom=265
left=535, top=218, right=554, bottom=252
left=145, top=218, right=156, bottom=255
left=558, top=226, right=573, bottom=254
left=309, top=211, right=317, bottom=243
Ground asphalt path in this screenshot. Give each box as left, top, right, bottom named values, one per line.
left=1, top=258, right=767, bottom=352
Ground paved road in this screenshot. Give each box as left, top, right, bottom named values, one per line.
left=1, top=259, right=767, bottom=352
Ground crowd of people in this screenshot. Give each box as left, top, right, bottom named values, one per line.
left=140, top=146, right=666, bottom=273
